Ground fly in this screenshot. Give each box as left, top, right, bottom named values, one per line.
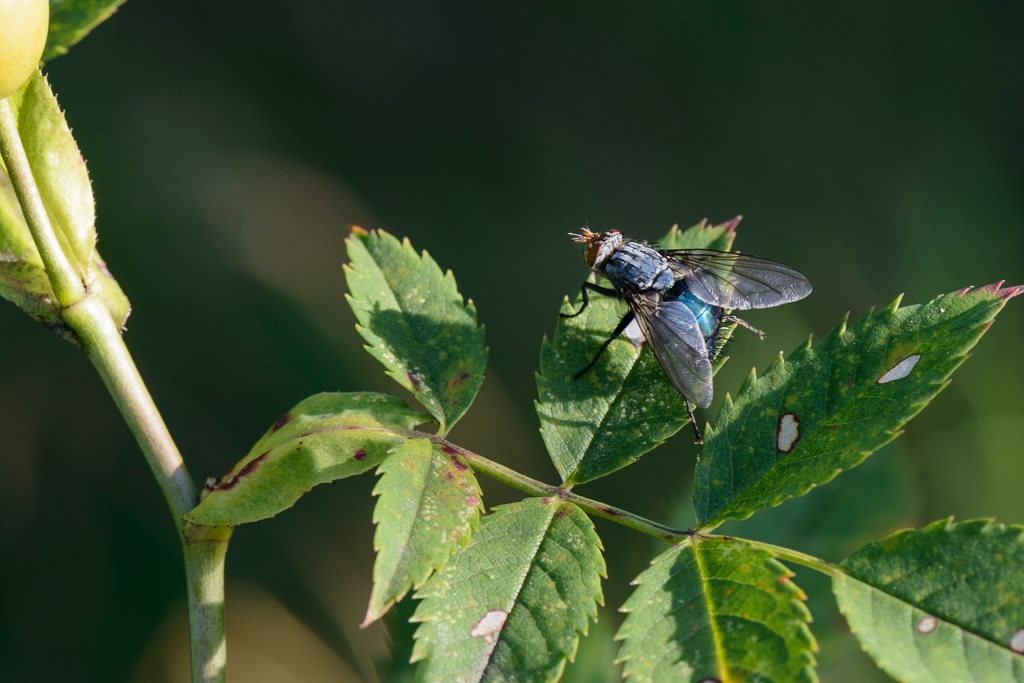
left=565, top=221, right=812, bottom=444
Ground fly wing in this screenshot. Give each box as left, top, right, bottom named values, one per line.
left=660, top=249, right=812, bottom=310
left=632, top=297, right=714, bottom=408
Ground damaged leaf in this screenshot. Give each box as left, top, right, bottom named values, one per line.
left=186, top=392, right=431, bottom=526
left=695, top=283, right=1022, bottom=529
left=411, top=497, right=605, bottom=683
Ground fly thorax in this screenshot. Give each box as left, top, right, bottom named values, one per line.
left=605, top=242, right=672, bottom=292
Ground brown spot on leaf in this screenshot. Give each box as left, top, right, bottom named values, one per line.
left=466, top=495, right=479, bottom=507
left=353, top=449, right=368, bottom=461
left=407, top=372, right=421, bottom=390
left=916, top=616, right=938, bottom=634
left=218, top=451, right=270, bottom=490
left=450, top=455, right=468, bottom=472
left=776, top=413, right=801, bottom=453
left=440, top=444, right=458, bottom=455
left=271, top=412, right=292, bottom=432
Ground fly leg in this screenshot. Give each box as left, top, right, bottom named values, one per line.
left=561, top=282, right=619, bottom=318
left=723, top=315, right=766, bottom=340
left=685, top=400, right=704, bottom=445
left=573, top=311, right=635, bottom=379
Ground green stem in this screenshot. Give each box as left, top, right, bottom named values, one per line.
left=184, top=535, right=229, bottom=683
left=63, top=297, right=198, bottom=519
left=0, top=97, right=85, bottom=306
left=1, top=97, right=227, bottom=682
left=428, top=435, right=695, bottom=543
left=739, top=537, right=843, bottom=577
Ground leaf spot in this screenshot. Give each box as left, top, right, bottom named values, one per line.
left=916, top=616, right=938, bottom=634
left=470, top=609, right=508, bottom=645
left=776, top=413, right=801, bottom=453
left=877, top=354, right=921, bottom=384
left=465, top=495, right=479, bottom=507
left=271, top=412, right=292, bottom=432
left=449, top=454, right=468, bottom=472
left=353, top=449, right=367, bottom=461
left=1010, top=627, right=1024, bottom=653
left=407, top=372, right=422, bottom=390
left=218, top=451, right=270, bottom=491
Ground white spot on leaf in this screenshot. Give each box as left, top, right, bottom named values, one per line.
left=877, top=354, right=922, bottom=384
left=916, top=616, right=937, bottom=634
left=470, top=609, right=508, bottom=645
left=1010, top=627, right=1024, bottom=653
left=776, top=413, right=801, bottom=453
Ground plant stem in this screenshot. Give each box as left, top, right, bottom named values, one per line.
left=1, top=97, right=226, bottom=681
left=184, top=535, right=229, bottom=683
left=63, top=297, right=198, bottom=519
left=429, top=435, right=696, bottom=543
left=0, top=97, right=85, bottom=306
left=739, top=537, right=843, bottom=577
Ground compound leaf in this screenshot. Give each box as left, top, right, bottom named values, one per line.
left=345, top=228, right=487, bottom=435
left=43, top=0, right=128, bottom=62
left=364, top=438, right=484, bottom=626
left=411, top=497, right=605, bottom=683
left=695, top=283, right=1022, bottom=528
left=834, top=518, right=1024, bottom=683
left=537, top=219, right=738, bottom=485
left=616, top=535, right=818, bottom=683
left=186, top=392, right=431, bottom=526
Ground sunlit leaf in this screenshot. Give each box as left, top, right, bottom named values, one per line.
left=694, top=283, right=1022, bottom=529
left=345, top=227, right=487, bottom=435
left=364, top=438, right=484, bottom=626
left=43, top=0, right=128, bottom=62
left=3, top=71, right=95, bottom=280
left=536, top=219, right=737, bottom=485
left=185, top=392, right=431, bottom=526
left=616, top=535, right=818, bottom=683
left=834, top=518, right=1024, bottom=683
left=411, top=497, right=605, bottom=683
left=0, top=167, right=128, bottom=341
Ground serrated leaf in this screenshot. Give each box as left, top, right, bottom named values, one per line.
left=536, top=220, right=737, bottom=485
left=43, top=0, right=128, bottom=62
left=186, top=392, right=431, bottom=526
left=834, top=518, right=1024, bottom=683
left=3, top=71, right=95, bottom=281
left=345, top=228, right=487, bottom=435
left=694, top=283, right=1023, bottom=528
left=616, top=536, right=818, bottom=683
left=654, top=215, right=740, bottom=251
left=365, top=438, right=484, bottom=626
left=411, top=497, right=605, bottom=683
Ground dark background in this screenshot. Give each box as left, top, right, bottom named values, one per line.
left=2, top=2, right=1023, bottom=681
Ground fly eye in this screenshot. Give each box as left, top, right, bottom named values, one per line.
left=584, top=241, right=601, bottom=267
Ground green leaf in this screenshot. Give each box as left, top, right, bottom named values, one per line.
left=43, top=0, right=128, bottom=62
left=345, top=227, right=487, bottom=435
left=0, top=170, right=128, bottom=341
left=561, top=612, right=622, bottom=683
left=616, top=536, right=818, bottom=683
left=654, top=216, right=740, bottom=251
left=411, top=497, right=605, bottom=683
left=4, top=71, right=95, bottom=280
left=834, top=518, right=1024, bottom=683
left=0, top=177, right=76, bottom=342
left=694, top=283, right=1023, bottom=529
left=185, top=392, right=431, bottom=526
left=365, top=438, right=484, bottom=626
left=536, top=220, right=737, bottom=485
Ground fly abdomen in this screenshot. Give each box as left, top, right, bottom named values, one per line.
left=604, top=242, right=674, bottom=293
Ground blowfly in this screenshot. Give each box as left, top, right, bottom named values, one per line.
left=566, top=220, right=812, bottom=444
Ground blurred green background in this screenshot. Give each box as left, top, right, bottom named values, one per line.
left=2, top=2, right=1023, bottom=681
